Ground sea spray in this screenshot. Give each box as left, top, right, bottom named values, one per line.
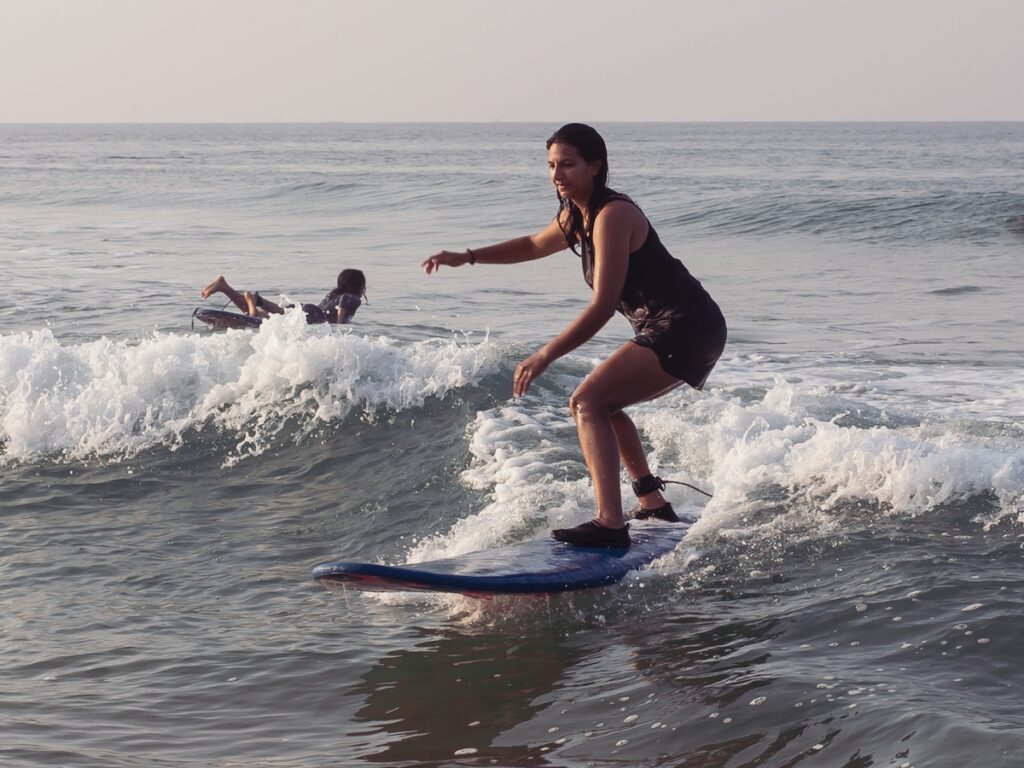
left=0, top=310, right=502, bottom=464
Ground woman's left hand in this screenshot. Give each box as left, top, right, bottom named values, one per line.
left=514, top=349, right=552, bottom=397
left=421, top=250, right=470, bottom=274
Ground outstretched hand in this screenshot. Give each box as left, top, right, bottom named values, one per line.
left=514, top=349, right=552, bottom=397
left=422, top=250, right=470, bottom=275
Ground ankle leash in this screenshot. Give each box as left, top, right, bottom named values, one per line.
left=632, top=474, right=713, bottom=499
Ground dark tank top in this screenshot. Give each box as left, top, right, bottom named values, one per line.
left=577, top=196, right=722, bottom=335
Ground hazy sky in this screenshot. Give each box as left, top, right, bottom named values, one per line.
left=2, top=0, right=1022, bottom=122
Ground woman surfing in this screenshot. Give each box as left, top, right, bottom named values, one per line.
left=422, top=124, right=726, bottom=547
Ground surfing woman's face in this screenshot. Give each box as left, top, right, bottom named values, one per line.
left=548, top=142, right=600, bottom=206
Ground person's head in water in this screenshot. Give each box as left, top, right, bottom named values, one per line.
left=546, top=123, right=615, bottom=253
left=336, top=268, right=367, bottom=299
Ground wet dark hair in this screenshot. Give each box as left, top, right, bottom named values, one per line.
left=332, top=268, right=367, bottom=300
left=546, top=123, right=617, bottom=255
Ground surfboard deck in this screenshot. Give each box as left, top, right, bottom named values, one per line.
left=192, top=307, right=262, bottom=330
left=312, top=518, right=692, bottom=596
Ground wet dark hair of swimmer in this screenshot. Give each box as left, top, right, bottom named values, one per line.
left=336, top=268, right=367, bottom=300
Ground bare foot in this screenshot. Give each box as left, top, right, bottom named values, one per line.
left=244, top=291, right=258, bottom=316
left=200, top=276, right=227, bottom=299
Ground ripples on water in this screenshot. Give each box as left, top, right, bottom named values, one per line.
left=1, top=123, right=1022, bottom=766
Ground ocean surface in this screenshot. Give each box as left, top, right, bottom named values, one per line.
left=1, top=122, right=1022, bottom=767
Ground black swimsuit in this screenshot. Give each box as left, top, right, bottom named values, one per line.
left=263, top=291, right=362, bottom=325
left=303, top=291, right=361, bottom=325
left=578, top=198, right=727, bottom=388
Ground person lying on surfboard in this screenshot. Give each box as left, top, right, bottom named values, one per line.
left=422, top=123, right=726, bottom=548
left=199, top=269, right=367, bottom=325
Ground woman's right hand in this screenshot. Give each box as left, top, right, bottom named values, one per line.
left=422, top=250, right=470, bottom=275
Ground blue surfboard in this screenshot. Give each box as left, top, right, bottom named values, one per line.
left=192, top=307, right=263, bottom=330
left=312, top=518, right=692, bottom=596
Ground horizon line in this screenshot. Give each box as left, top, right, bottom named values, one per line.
left=3, top=119, right=1023, bottom=126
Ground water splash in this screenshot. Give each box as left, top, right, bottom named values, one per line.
left=0, top=309, right=501, bottom=465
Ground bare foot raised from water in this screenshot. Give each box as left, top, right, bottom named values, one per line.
left=244, top=291, right=258, bottom=316
left=200, top=276, right=228, bottom=299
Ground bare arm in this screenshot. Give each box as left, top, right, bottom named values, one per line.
left=335, top=295, right=360, bottom=324
left=421, top=216, right=568, bottom=274
left=514, top=201, right=642, bottom=396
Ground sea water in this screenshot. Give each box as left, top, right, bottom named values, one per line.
left=1, top=122, right=1022, bottom=767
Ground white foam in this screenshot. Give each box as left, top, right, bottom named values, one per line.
left=0, top=310, right=501, bottom=464
left=402, top=359, right=1023, bottom=587
left=638, top=375, right=1024, bottom=535
left=406, top=401, right=592, bottom=562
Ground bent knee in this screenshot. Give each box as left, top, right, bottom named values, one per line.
left=569, top=390, right=620, bottom=420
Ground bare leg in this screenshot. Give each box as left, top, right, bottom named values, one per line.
left=569, top=342, right=684, bottom=529
left=200, top=275, right=248, bottom=313
left=610, top=411, right=669, bottom=510
left=255, top=295, right=285, bottom=315
left=243, top=291, right=285, bottom=318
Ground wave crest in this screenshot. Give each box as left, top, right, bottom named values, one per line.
left=0, top=311, right=501, bottom=464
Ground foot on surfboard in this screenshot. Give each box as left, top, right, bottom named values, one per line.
left=552, top=520, right=630, bottom=548
left=631, top=502, right=681, bottom=523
